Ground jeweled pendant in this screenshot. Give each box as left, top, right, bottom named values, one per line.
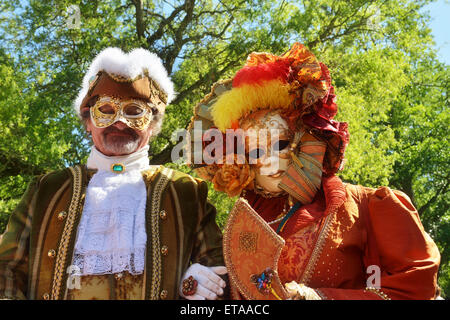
left=111, top=163, right=125, bottom=173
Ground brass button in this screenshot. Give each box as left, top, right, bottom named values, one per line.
left=42, top=293, right=50, bottom=300
left=47, top=249, right=56, bottom=258
left=160, top=289, right=168, bottom=300
left=57, top=211, right=67, bottom=221
left=161, top=245, right=168, bottom=256
left=159, top=210, right=167, bottom=220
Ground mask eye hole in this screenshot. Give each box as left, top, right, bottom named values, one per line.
left=123, top=104, right=146, bottom=117
left=248, top=148, right=266, bottom=160
left=98, top=104, right=115, bottom=115
left=272, top=140, right=290, bottom=152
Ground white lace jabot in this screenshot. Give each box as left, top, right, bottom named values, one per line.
left=73, top=146, right=150, bottom=276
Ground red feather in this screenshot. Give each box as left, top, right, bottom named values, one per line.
left=232, top=60, right=290, bottom=88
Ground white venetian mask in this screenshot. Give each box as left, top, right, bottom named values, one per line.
left=240, top=109, right=293, bottom=197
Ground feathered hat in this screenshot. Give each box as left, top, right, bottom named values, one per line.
left=190, top=43, right=349, bottom=177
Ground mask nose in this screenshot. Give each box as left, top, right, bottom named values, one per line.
left=111, top=107, right=129, bottom=124
left=111, top=118, right=129, bottom=129
left=258, top=156, right=290, bottom=176
left=259, top=155, right=281, bottom=175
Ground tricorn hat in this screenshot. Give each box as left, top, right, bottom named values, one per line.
left=74, top=47, right=175, bottom=117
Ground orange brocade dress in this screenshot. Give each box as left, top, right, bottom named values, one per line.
left=241, top=175, right=441, bottom=300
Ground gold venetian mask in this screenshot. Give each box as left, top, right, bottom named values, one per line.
left=90, top=95, right=155, bottom=131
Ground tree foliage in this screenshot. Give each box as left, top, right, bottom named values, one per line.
left=0, top=0, right=448, bottom=297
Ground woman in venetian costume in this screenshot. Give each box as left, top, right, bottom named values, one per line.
left=188, top=43, right=440, bottom=300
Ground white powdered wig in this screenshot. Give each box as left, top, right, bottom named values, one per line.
left=74, top=47, right=175, bottom=117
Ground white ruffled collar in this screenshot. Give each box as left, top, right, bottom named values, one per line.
left=73, top=144, right=151, bottom=276
left=86, top=145, right=150, bottom=173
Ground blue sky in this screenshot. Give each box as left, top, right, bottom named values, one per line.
left=425, top=0, right=450, bottom=65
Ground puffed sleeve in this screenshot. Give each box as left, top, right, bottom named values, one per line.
left=364, top=186, right=440, bottom=299
left=311, top=186, right=441, bottom=300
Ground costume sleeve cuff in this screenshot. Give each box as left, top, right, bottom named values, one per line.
left=364, top=287, right=391, bottom=300
left=311, top=287, right=391, bottom=300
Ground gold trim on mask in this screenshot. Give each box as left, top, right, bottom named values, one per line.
left=90, top=95, right=155, bottom=131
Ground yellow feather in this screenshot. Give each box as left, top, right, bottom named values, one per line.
left=211, top=80, right=294, bottom=132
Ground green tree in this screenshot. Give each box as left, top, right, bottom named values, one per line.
left=389, top=58, right=449, bottom=297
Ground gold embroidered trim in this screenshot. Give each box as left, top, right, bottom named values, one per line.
left=299, top=211, right=335, bottom=286
left=51, top=166, right=83, bottom=300
left=140, top=166, right=162, bottom=300
left=30, top=179, right=71, bottom=299
left=305, top=287, right=322, bottom=300
left=314, top=288, right=327, bottom=300
left=238, top=231, right=258, bottom=253
left=223, top=198, right=287, bottom=300
left=149, top=167, right=172, bottom=300
left=142, top=166, right=163, bottom=188
left=365, top=287, right=391, bottom=300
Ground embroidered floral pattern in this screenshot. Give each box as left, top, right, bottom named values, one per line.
left=278, top=223, right=319, bottom=284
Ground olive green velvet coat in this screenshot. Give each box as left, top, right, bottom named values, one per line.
left=0, top=165, right=224, bottom=300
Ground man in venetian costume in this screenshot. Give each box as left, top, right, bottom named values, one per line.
left=189, top=43, right=441, bottom=300
left=0, top=48, right=227, bottom=300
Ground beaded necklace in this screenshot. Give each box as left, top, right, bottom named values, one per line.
left=275, top=201, right=301, bottom=234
